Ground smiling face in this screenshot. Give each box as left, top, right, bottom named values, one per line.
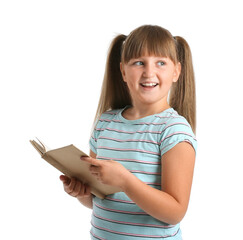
left=120, top=55, right=181, bottom=112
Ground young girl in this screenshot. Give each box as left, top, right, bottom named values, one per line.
left=60, top=25, right=197, bottom=240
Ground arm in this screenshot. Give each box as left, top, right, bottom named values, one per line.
left=122, top=142, right=195, bottom=224
left=82, top=142, right=195, bottom=224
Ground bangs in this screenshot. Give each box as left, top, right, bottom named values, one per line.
left=122, top=25, right=177, bottom=63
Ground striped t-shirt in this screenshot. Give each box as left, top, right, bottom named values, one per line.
left=89, top=106, right=197, bottom=240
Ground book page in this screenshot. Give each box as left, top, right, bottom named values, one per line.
left=30, top=140, right=45, bottom=155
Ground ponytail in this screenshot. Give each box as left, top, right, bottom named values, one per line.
left=170, top=36, right=196, bottom=133
left=94, top=34, right=132, bottom=124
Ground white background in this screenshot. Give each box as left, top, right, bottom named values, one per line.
left=1, top=0, right=242, bottom=239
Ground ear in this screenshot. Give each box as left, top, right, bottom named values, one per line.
left=173, top=62, right=181, bottom=82
left=120, top=62, right=126, bottom=82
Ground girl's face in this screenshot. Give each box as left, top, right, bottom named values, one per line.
left=120, top=55, right=181, bottom=111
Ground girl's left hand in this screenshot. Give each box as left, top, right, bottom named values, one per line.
left=81, top=156, right=130, bottom=189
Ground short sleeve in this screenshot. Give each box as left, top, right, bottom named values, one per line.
left=159, top=116, right=197, bottom=156
left=89, top=110, right=118, bottom=155
left=89, top=126, right=98, bottom=154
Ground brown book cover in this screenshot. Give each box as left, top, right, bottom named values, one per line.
left=30, top=138, right=121, bottom=199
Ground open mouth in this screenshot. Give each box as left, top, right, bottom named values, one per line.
left=140, top=83, right=159, bottom=88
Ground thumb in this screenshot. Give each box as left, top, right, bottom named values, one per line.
left=59, top=175, right=71, bottom=185
left=81, top=156, right=100, bottom=166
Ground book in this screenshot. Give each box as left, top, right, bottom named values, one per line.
left=30, top=138, right=121, bottom=199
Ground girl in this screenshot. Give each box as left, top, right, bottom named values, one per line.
left=60, top=25, right=197, bottom=240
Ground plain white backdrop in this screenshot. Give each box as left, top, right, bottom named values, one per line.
left=1, top=0, right=242, bottom=239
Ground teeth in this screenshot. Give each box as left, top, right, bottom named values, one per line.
left=141, top=83, right=158, bottom=87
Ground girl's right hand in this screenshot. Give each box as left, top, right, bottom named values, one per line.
left=59, top=175, right=91, bottom=199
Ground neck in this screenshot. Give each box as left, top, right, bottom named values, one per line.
left=124, top=102, right=171, bottom=120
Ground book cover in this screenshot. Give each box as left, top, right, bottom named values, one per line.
left=30, top=139, right=121, bottom=199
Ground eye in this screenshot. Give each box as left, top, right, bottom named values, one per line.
left=134, top=61, right=144, bottom=66
left=157, top=61, right=165, bottom=66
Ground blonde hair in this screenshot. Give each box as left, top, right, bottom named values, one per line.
left=94, top=25, right=196, bottom=133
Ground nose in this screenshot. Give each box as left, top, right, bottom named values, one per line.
left=142, top=63, right=155, bottom=78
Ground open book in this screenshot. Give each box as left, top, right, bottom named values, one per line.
left=30, top=138, right=121, bottom=199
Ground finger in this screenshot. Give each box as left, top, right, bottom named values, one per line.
left=79, top=182, right=86, bottom=196
left=72, top=180, right=82, bottom=197
left=77, top=184, right=90, bottom=198
left=84, top=184, right=91, bottom=197
left=65, top=177, right=76, bottom=193
left=59, top=175, right=71, bottom=185
left=81, top=156, right=100, bottom=166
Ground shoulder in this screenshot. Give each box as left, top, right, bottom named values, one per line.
left=100, top=109, right=121, bottom=119
left=98, top=109, right=122, bottom=123
left=163, top=109, right=194, bottom=135
left=95, top=108, right=123, bottom=129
